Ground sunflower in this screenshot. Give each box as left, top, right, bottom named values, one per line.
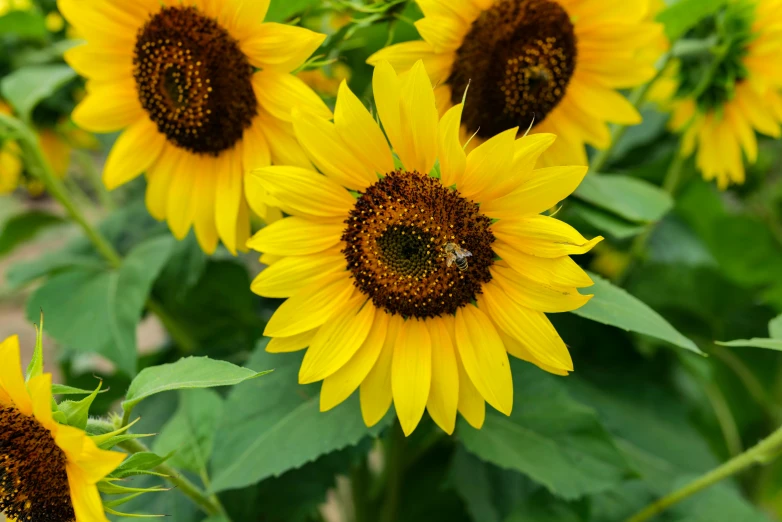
left=366, top=0, right=663, bottom=167
left=246, top=60, right=601, bottom=436
left=59, top=0, right=332, bottom=254
left=665, top=0, right=782, bottom=189
left=0, top=335, right=126, bottom=522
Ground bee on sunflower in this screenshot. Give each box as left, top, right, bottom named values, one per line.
left=366, top=0, right=663, bottom=167
left=246, top=60, right=601, bottom=436
left=663, top=0, right=782, bottom=189
left=58, top=0, right=331, bottom=254
left=0, top=334, right=126, bottom=522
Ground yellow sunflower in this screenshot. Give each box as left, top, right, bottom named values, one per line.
left=246, top=60, right=601, bottom=436
left=367, top=0, right=663, bottom=167
left=59, top=0, right=331, bottom=254
left=667, top=0, right=782, bottom=189
left=0, top=335, right=126, bottom=522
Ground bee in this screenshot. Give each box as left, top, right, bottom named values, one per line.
left=444, top=242, right=472, bottom=272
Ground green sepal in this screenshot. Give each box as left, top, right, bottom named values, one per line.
left=111, top=451, right=173, bottom=479
left=104, top=506, right=165, bottom=518
left=58, top=380, right=102, bottom=430
left=25, top=311, right=44, bottom=381
left=98, top=479, right=169, bottom=495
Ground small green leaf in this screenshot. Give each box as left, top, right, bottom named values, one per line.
left=1, top=64, right=77, bottom=123
left=153, top=389, right=224, bottom=473
left=25, top=311, right=44, bottom=381
left=51, top=384, right=95, bottom=395
left=0, top=10, right=46, bottom=39
left=573, top=174, right=673, bottom=224
left=572, top=272, right=703, bottom=355
left=0, top=211, right=65, bottom=258
left=112, top=452, right=170, bottom=479
left=769, top=314, right=782, bottom=340
left=209, top=341, right=392, bottom=493
left=458, top=361, right=634, bottom=500
left=715, top=339, right=782, bottom=351
left=58, top=382, right=102, bottom=430
left=122, top=357, right=269, bottom=415
left=657, top=0, right=730, bottom=41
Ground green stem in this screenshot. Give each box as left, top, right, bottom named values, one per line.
left=589, top=53, right=672, bottom=173
left=76, top=150, right=115, bottom=211
left=379, top=422, right=406, bottom=522
left=625, top=424, right=782, bottom=522
left=119, top=439, right=230, bottom=520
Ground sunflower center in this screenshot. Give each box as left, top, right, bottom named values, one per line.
left=449, top=0, right=577, bottom=138
left=133, top=6, right=258, bottom=156
left=0, top=406, right=74, bottom=522
left=343, top=171, right=495, bottom=318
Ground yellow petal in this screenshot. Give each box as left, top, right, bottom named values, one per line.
left=493, top=242, right=593, bottom=288
left=252, top=70, right=332, bottom=123
left=493, top=215, right=603, bottom=258
left=66, top=466, right=110, bottom=522
left=242, top=23, right=326, bottom=73
left=321, top=309, right=390, bottom=411
left=495, top=324, right=569, bottom=376
left=103, top=118, right=166, bottom=190
left=64, top=43, right=132, bottom=82
left=448, top=315, right=485, bottom=429
left=144, top=146, right=176, bottom=221
left=478, top=133, right=558, bottom=201
left=426, top=317, right=459, bottom=435
left=300, top=297, right=375, bottom=384
left=216, top=0, right=270, bottom=42
left=568, top=80, right=642, bottom=125
left=72, top=81, right=144, bottom=133
left=460, top=127, right=517, bottom=200
left=193, top=160, right=219, bottom=255
left=264, top=274, right=355, bottom=337
left=479, top=286, right=573, bottom=372
left=251, top=251, right=345, bottom=298
left=258, top=111, right=313, bottom=169
left=334, top=81, right=395, bottom=178
left=292, top=109, right=376, bottom=190
left=247, top=217, right=343, bottom=256
left=481, top=166, right=588, bottom=217
left=414, top=15, right=467, bottom=53
left=72, top=432, right=127, bottom=483
left=166, top=151, right=197, bottom=240
left=399, top=60, right=439, bottom=174
left=266, top=329, right=317, bottom=353
left=491, top=264, right=592, bottom=313
left=438, top=103, right=466, bottom=187
left=392, top=318, right=432, bottom=436
left=0, top=335, right=32, bottom=415
left=27, top=373, right=55, bottom=431
left=360, top=315, right=401, bottom=427
left=241, top=118, right=273, bottom=219
left=367, top=40, right=455, bottom=85
left=214, top=147, right=244, bottom=255
left=372, top=61, right=410, bottom=169
left=250, top=166, right=356, bottom=218
left=454, top=305, right=513, bottom=415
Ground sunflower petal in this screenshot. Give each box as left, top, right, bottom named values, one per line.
left=242, top=23, right=326, bottom=73
left=0, top=335, right=32, bottom=415
left=426, top=317, right=459, bottom=435
left=104, top=118, right=166, bottom=190
left=266, top=329, right=317, bottom=353
left=250, top=166, right=356, bottom=218
left=360, top=316, right=401, bottom=427
left=247, top=217, right=343, bottom=256
left=391, top=318, right=432, bottom=436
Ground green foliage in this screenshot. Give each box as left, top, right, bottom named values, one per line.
left=210, top=340, right=393, bottom=492
left=1, top=64, right=76, bottom=122
left=0, top=210, right=64, bottom=257
left=574, top=174, right=673, bottom=224
left=657, top=0, right=730, bottom=41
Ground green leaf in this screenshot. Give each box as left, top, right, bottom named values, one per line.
left=0, top=210, right=65, bottom=258
left=112, top=452, right=170, bottom=479
left=0, top=10, right=46, bottom=39
left=569, top=203, right=646, bottom=240
left=210, top=341, right=393, bottom=492
left=505, top=490, right=584, bottom=522
left=1, top=64, right=77, bottom=123
left=58, top=382, right=101, bottom=430
left=7, top=253, right=105, bottom=289
left=572, top=272, right=703, bottom=354
left=573, top=174, right=673, bottom=224
left=153, top=389, right=223, bottom=473
left=51, top=384, right=95, bottom=395
left=265, top=0, right=321, bottom=22
left=769, top=314, right=782, bottom=340
left=26, top=235, right=175, bottom=375
left=457, top=361, right=634, bottom=500
left=657, top=0, right=730, bottom=40
left=25, top=311, right=44, bottom=381
left=122, top=356, right=268, bottom=414
left=715, top=339, right=782, bottom=351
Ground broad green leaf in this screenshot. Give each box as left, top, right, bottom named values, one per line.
left=122, top=356, right=268, bottom=414
left=27, top=236, right=174, bottom=375
left=449, top=449, right=502, bottom=522
left=572, top=272, right=703, bottom=354
left=657, top=0, right=730, bottom=40
left=7, top=253, right=105, bottom=289
left=569, top=203, right=646, bottom=239
left=0, top=210, right=65, bottom=258
left=505, top=490, right=584, bottom=522
left=769, top=314, right=782, bottom=340
left=458, top=361, right=634, bottom=500
left=265, top=0, right=321, bottom=22
left=715, top=339, right=782, bottom=351
left=573, top=174, right=673, bottom=224
left=0, top=10, right=46, bottom=39
left=153, top=389, right=224, bottom=473
left=210, top=341, right=393, bottom=492
left=1, top=64, right=76, bottom=123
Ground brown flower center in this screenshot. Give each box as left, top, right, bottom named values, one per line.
left=133, top=6, right=258, bottom=156
left=342, top=171, right=495, bottom=318
left=0, top=406, right=74, bottom=522
left=449, top=0, right=577, bottom=138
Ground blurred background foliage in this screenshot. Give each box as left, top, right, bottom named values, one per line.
left=2, top=0, right=782, bottom=521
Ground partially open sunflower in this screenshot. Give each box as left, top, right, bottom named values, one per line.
left=0, top=335, right=125, bottom=522
left=59, top=0, right=331, bottom=253
left=247, top=60, right=601, bottom=436
left=367, top=0, right=663, bottom=166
